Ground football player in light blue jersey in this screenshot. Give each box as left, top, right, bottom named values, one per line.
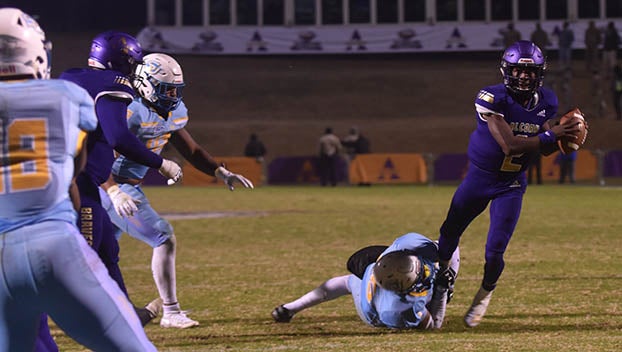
left=271, top=233, right=460, bottom=330
left=0, top=8, right=156, bottom=351
left=101, top=53, right=254, bottom=329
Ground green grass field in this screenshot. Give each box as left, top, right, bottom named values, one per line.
left=53, top=185, right=622, bottom=351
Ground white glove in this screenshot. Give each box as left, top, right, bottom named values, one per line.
left=215, top=166, right=254, bottom=191
left=106, top=184, right=140, bottom=218
left=159, top=159, right=183, bottom=185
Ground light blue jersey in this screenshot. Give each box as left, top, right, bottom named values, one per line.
left=0, top=79, right=96, bottom=232
left=350, top=233, right=438, bottom=329
left=112, top=98, right=188, bottom=180
left=104, top=98, right=188, bottom=248
left=0, top=79, right=156, bottom=351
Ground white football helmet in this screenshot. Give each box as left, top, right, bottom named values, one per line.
left=133, top=53, right=185, bottom=113
left=0, top=8, right=51, bottom=79
left=373, top=251, right=422, bottom=294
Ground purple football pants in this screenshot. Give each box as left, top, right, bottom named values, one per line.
left=438, top=163, right=525, bottom=289
left=76, top=173, right=129, bottom=296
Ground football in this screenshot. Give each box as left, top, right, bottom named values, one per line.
left=557, top=108, right=588, bottom=155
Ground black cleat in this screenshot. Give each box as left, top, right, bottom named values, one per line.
left=135, top=306, right=153, bottom=327
left=134, top=298, right=162, bottom=327
left=271, top=305, right=294, bottom=323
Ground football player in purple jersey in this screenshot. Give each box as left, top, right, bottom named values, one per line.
left=431, top=40, right=582, bottom=328
left=59, top=31, right=182, bottom=323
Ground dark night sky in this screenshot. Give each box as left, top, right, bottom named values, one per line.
left=0, top=0, right=148, bottom=31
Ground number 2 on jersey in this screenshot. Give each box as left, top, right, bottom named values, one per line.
left=500, top=134, right=527, bottom=172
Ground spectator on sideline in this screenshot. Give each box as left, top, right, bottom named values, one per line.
left=603, top=22, right=620, bottom=78
left=612, top=65, right=622, bottom=120
left=318, top=127, right=343, bottom=186
left=558, top=21, right=574, bottom=69
left=341, top=126, right=371, bottom=161
left=502, top=23, right=521, bottom=49
left=245, top=133, right=267, bottom=162
left=557, top=151, right=577, bottom=184
left=527, top=154, right=542, bottom=185
left=584, top=21, right=602, bottom=72
left=530, top=23, right=550, bottom=56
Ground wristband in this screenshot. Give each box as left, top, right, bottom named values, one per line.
left=537, top=130, right=556, bottom=145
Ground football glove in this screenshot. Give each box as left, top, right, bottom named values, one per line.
left=159, top=159, right=183, bottom=185
left=215, top=166, right=254, bottom=191
left=106, top=184, right=140, bottom=218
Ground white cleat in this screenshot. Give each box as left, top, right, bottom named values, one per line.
left=464, top=286, right=494, bottom=327
left=160, top=311, right=200, bottom=329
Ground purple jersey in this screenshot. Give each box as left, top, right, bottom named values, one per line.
left=60, top=68, right=162, bottom=185
left=468, top=83, right=558, bottom=175
left=59, top=68, right=162, bottom=298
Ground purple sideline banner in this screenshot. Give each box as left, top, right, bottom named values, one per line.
left=434, top=153, right=469, bottom=181
left=603, top=150, right=622, bottom=177
left=268, top=156, right=348, bottom=184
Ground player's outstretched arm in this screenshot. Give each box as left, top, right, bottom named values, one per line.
left=170, top=128, right=254, bottom=191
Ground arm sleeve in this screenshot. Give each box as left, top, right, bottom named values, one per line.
left=96, top=95, right=163, bottom=168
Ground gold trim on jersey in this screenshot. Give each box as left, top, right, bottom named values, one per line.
left=75, top=130, right=87, bottom=155
left=477, top=90, right=494, bottom=103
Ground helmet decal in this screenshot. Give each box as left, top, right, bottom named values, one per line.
left=373, top=251, right=423, bottom=294
left=0, top=8, right=51, bottom=79
left=133, top=53, right=185, bottom=113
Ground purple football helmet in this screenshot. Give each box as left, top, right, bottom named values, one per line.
left=500, top=40, right=546, bottom=98
left=88, top=31, right=143, bottom=76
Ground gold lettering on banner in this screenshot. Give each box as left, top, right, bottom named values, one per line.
left=80, top=207, right=94, bottom=246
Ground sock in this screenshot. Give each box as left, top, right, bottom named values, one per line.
left=449, top=246, right=461, bottom=278
left=152, top=235, right=178, bottom=310
left=283, top=275, right=350, bottom=314
left=163, top=302, right=182, bottom=314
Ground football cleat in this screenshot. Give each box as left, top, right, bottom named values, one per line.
left=427, top=285, right=448, bottom=329
left=134, top=306, right=154, bottom=327
left=134, top=298, right=163, bottom=326
left=160, top=311, right=199, bottom=329
left=271, top=305, right=294, bottom=323
left=464, top=286, right=494, bottom=327
left=145, top=298, right=163, bottom=320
